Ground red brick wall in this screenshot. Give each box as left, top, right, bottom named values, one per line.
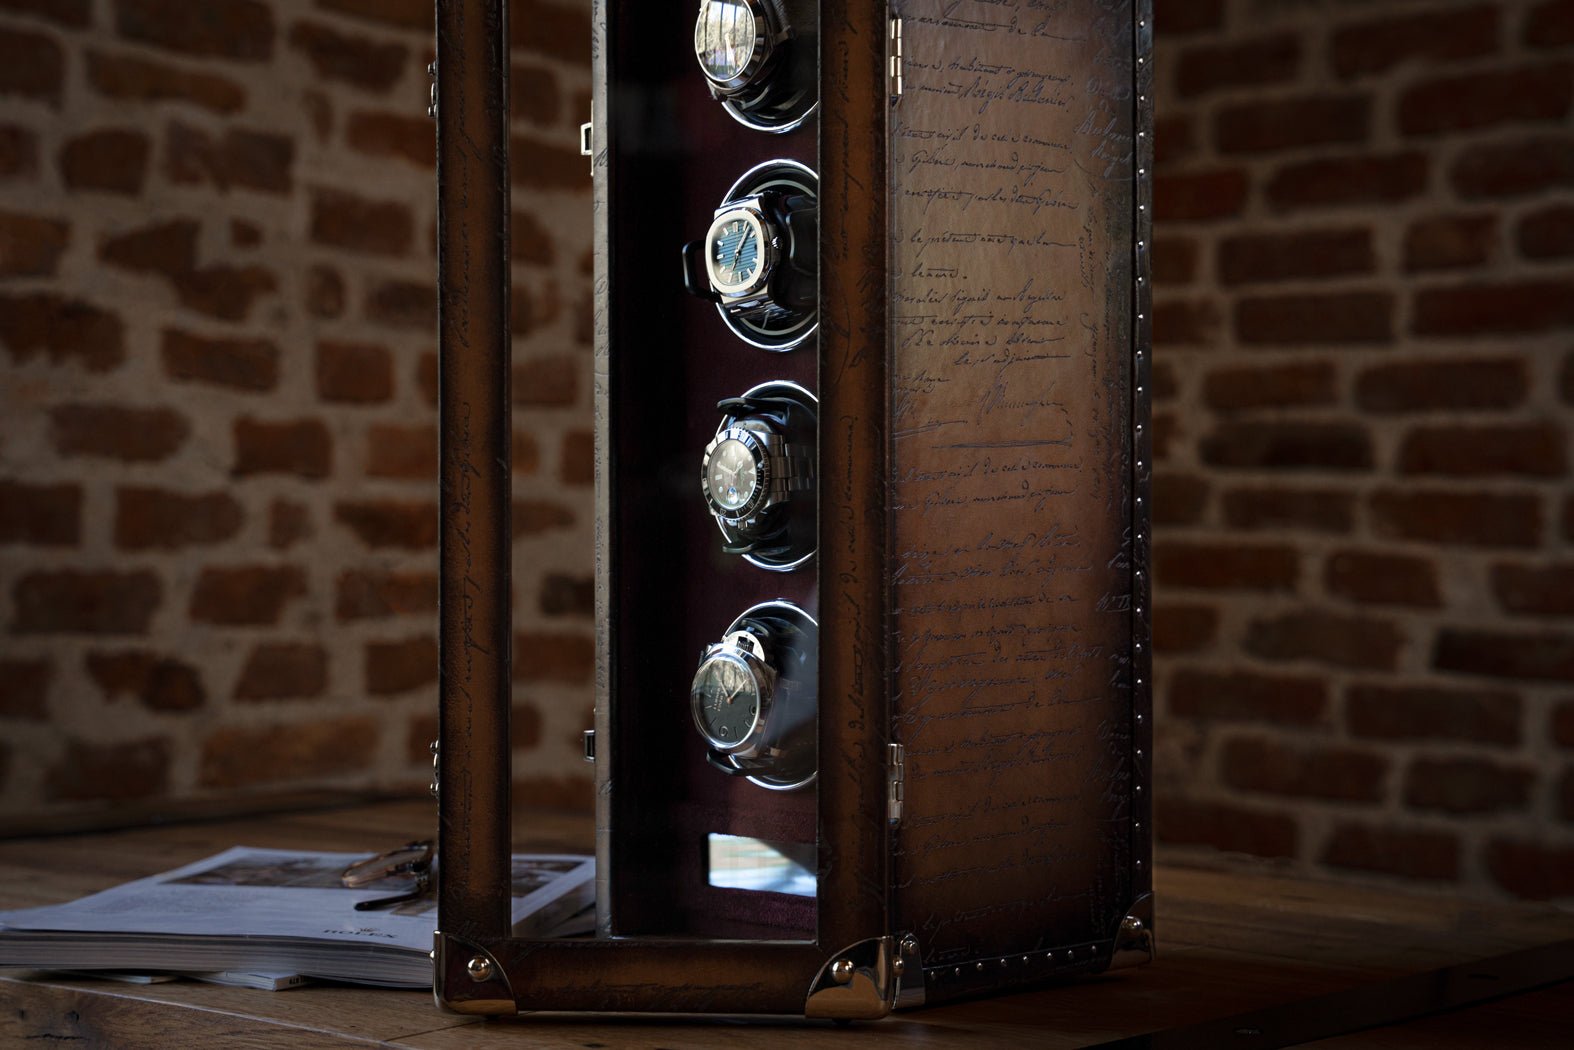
left=0, top=0, right=596, bottom=825
left=1152, top=0, right=1574, bottom=900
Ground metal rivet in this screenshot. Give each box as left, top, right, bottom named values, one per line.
left=893, top=957, right=906, bottom=977
left=1021, top=956, right=1030, bottom=965
left=975, top=962, right=985, bottom=973
left=831, top=958, right=855, bottom=984
left=1000, top=958, right=1010, bottom=968
left=1136, top=749, right=1145, bottom=758
left=1136, top=860, right=1145, bottom=870
left=953, top=967, right=962, bottom=978
left=1135, top=784, right=1144, bottom=793
left=901, top=935, right=919, bottom=956
left=1135, top=821, right=1143, bottom=830
left=466, top=956, right=494, bottom=982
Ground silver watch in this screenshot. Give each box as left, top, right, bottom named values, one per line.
left=700, top=417, right=811, bottom=533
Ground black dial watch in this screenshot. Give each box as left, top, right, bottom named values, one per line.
left=693, top=0, right=817, bottom=133
left=683, top=160, right=818, bottom=351
left=701, top=382, right=816, bottom=570
left=690, top=602, right=817, bottom=790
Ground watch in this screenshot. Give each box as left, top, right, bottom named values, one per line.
left=690, top=603, right=817, bottom=790
left=683, top=160, right=818, bottom=351
left=701, top=383, right=816, bottom=570
left=693, top=0, right=817, bottom=133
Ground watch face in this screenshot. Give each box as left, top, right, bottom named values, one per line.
left=695, top=1, right=758, bottom=84
left=691, top=651, right=761, bottom=748
left=705, top=437, right=760, bottom=512
left=707, top=211, right=765, bottom=295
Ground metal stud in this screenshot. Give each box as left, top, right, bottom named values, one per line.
left=831, top=958, right=856, bottom=984
left=466, top=956, right=494, bottom=982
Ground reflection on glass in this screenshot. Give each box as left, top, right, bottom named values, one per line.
left=707, top=834, right=816, bottom=897
left=696, top=1, right=757, bottom=83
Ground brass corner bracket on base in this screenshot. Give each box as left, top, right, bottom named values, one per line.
left=804, top=936, right=903, bottom=1020
left=1109, top=893, right=1155, bottom=971
left=433, top=933, right=515, bottom=1016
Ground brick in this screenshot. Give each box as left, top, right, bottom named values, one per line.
left=189, top=565, right=306, bottom=626
left=0, top=210, right=68, bottom=277
left=406, top=714, right=439, bottom=764
left=45, top=739, right=169, bottom=802
left=309, top=187, right=414, bottom=257
left=0, top=659, right=51, bottom=719
left=51, top=404, right=188, bottom=463
left=1555, top=700, right=1574, bottom=748
left=1370, top=489, right=1540, bottom=549
left=1403, top=213, right=1497, bottom=272
left=1167, top=669, right=1328, bottom=725
left=115, top=488, right=242, bottom=551
left=365, top=278, right=435, bottom=330
left=1404, top=757, right=1533, bottom=816
left=1484, top=840, right=1574, bottom=899
left=1413, top=279, right=1574, bottom=336
left=366, top=423, right=436, bottom=480
left=115, top=0, right=274, bottom=61
left=512, top=209, right=555, bottom=266
left=1176, top=34, right=1300, bottom=98
left=0, top=0, right=90, bottom=26
left=1267, top=153, right=1428, bottom=211
left=1326, top=550, right=1441, bottom=608
left=1347, top=683, right=1520, bottom=747
left=513, top=430, right=541, bottom=477
left=1331, top=5, right=1499, bottom=78
left=1152, top=238, right=1197, bottom=285
left=1153, top=473, right=1207, bottom=526
left=1527, top=0, right=1574, bottom=48
left=1519, top=204, right=1574, bottom=260
left=305, top=265, right=347, bottom=319
left=177, top=268, right=277, bottom=322
left=316, top=0, right=429, bottom=30
left=1157, top=0, right=1224, bottom=35
left=513, top=357, right=578, bottom=407
left=199, top=716, right=377, bottom=789
left=1155, top=541, right=1298, bottom=593
left=513, top=499, right=574, bottom=536
left=511, top=702, right=544, bottom=751
left=289, top=20, right=407, bottom=91
left=334, top=500, right=437, bottom=549
left=514, top=630, right=594, bottom=684
left=1451, top=136, right=1574, bottom=198
left=85, top=651, right=204, bottom=712
left=510, top=135, right=585, bottom=191
left=58, top=130, right=150, bottom=195
left=166, top=121, right=294, bottom=195
left=1154, top=169, right=1248, bottom=222
left=99, top=218, right=197, bottom=276
left=1323, top=823, right=1458, bottom=881
left=1202, top=362, right=1338, bottom=414
left=234, top=643, right=328, bottom=701
left=0, top=293, right=124, bottom=372
left=233, top=418, right=332, bottom=479
left=511, top=61, right=561, bottom=127
left=539, top=574, right=593, bottom=618
left=335, top=570, right=438, bottom=621
left=1356, top=358, right=1526, bottom=414
left=1494, top=563, right=1574, bottom=617
left=86, top=50, right=246, bottom=114
left=1399, top=64, right=1573, bottom=137
left=1235, top=291, right=1393, bottom=345
left=161, top=329, right=279, bottom=392
left=0, top=481, right=79, bottom=546
left=1245, top=610, right=1405, bottom=671
left=1399, top=423, right=1566, bottom=479
left=366, top=636, right=437, bottom=695
left=1215, top=95, right=1370, bottom=155
left=1563, top=767, right=1574, bottom=823
left=0, top=25, right=62, bottom=107
left=1435, top=629, right=1574, bottom=682
left=230, top=219, right=261, bottom=248
left=1151, top=412, right=1179, bottom=460
left=346, top=111, right=434, bottom=168
left=560, top=429, right=594, bottom=486
left=11, top=570, right=161, bottom=635
left=1222, top=487, right=1356, bottom=534
left=268, top=499, right=311, bottom=550
left=1200, top=421, right=1373, bottom=472
left=317, top=340, right=393, bottom=403
left=1156, top=798, right=1297, bottom=859
left=510, top=0, right=591, bottom=63
left=1150, top=360, right=1179, bottom=403
left=1153, top=299, right=1222, bottom=346
left=1218, top=229, right=1373, bottom=287
left=0, top=124, right=38, bottom=179
left=1153, top=602, right=1219, bottom=655
left=417, top=351, right=438, bottom=405
left=1222, top=737, right=1388, bottom=803
left=1153, top=115, right=1195, bottom=166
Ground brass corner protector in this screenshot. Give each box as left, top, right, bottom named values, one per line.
left=804, top=936, right=899, bottom=1021
left=432, top=931, right=516, bottom=1016
left=1108, top=892, right=1155, bottom=971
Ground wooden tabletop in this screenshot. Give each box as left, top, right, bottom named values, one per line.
left=1, top=798, right=1570, bottom=1048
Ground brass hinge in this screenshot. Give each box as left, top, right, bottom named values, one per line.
left=887, top=742, right=905, bottom=826
left=888, top=17, right=903, bottom=101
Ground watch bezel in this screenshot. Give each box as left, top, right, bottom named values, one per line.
left=689, top=638, right=773, bottom=755
left=693, top=0, right=779, bottom=96
left=701, top=425, right=775, bottom=525
left=703, top=202, right=777, bottom=300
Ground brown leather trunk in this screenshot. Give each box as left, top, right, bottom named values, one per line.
left=436, top=0, right=1154, bottom=1019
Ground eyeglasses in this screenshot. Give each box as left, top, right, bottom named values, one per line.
left=340, top=840, right=434, bottom=911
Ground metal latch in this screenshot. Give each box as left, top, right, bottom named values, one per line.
left=582, top=729, right=596, bottom=763
left=427, top=61, right=438, bottom=120
left=580, top=120, right=594, bottom=171
left=888, top=18, right=903, bottom=100
left=887, top=742, right=905, bottom=826
left=428, top=738, right=440, bottom=799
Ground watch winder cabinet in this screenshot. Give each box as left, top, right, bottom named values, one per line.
left=436, top=0, right=1153, bottom=1019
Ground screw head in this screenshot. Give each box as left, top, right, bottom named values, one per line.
left=830, top=958, right=855, bottom=984
left=466, top=956, right=495, bottom=982
left=900, top=935, right=919, bottom=956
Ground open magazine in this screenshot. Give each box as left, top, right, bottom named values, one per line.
left=0, top=846, right=594, bottom=989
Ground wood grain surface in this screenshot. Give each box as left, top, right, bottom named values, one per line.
left=3, top=798, right=1571, bottom=1047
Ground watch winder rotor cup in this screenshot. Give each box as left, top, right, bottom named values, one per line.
left=693, top=0, right=819, bottom=134
left=702, top=380, right=817, bottom=572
